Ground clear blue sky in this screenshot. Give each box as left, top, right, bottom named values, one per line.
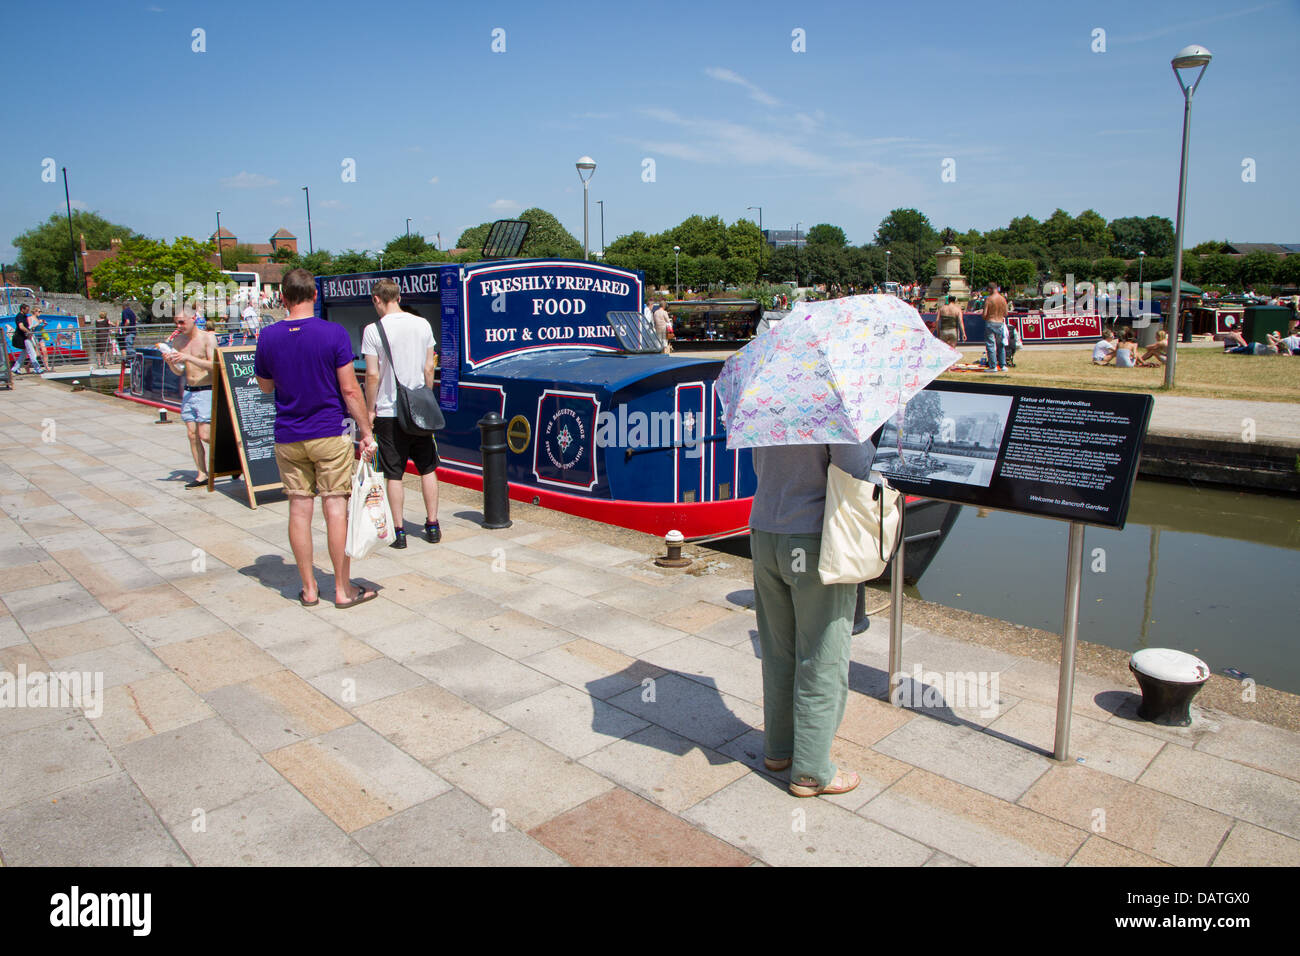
left=5, top=0, right=1296, bottom=265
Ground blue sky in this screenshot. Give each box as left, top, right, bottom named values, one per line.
left=4, top=0, right=1297, bottom=266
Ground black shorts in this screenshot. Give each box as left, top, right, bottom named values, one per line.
left=374, top=417, right=440, bottom=481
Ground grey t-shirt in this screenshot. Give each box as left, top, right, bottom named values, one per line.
left=748, top=441, right=877, bottom=535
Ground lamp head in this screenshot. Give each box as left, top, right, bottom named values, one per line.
left=575, top=156, right=596, bottom=183
left=673, top=245, right=680, bottom=254
left=1172, top=44, right=1212, bottom=69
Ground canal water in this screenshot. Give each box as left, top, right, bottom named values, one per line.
left=913, top=481, right=1300, bottom=695
left=55, top=375, right=1300, bottom=693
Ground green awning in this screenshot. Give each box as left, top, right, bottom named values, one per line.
left=1148, top=277, right=1203, bottom=295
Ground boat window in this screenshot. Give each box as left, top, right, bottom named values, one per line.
left=605, top=310, right=665, bottom=354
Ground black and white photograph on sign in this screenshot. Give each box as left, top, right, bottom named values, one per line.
left=874, top=390, right=1014, bottom=488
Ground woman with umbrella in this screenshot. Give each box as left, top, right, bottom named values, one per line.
left=719, top=295, right=959, bottom=797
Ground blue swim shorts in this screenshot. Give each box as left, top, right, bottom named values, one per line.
left=181, top=388, right=212, bottom=423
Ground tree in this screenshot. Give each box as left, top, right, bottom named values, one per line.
left=1236, top=251, right=1278, bottom=289
left=1110, top=216, right=1175, bottom=259
left=1276, top=254, right=1300, bottom=288
left=271, top=245, right=297, bottom=263
left=1007, top=258, right=1037, bottom=289
left=13, top=210, right=141, bottom=292
left=1094, top=257, right=1127, bottom=282
left=875, top=209, right=937, bottom=248
left=806, top=223, right=847, bottom=248
left=330, top=249, right=378, bottom=275
left=220, top=244, right=261, bottom=270
left=1197, top=253, right=1237, bottom=287
left=672, top=214, right=727, bottom=258
left=1075, top=209, right=1111, bottom=248
left=902, top=390, right=942, bottom=439
left=1004, top=215, right=1043, bottom=246
left=88, top=237, right=227, bottom=314
left=1189, top=239, right=1227, bottom=256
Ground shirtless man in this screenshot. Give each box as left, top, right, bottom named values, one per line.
left=936, top=296, right=966, bottom=343
left=982, top=283, right=1008, bottom=371
left=160, top=311, right=219, bottom=487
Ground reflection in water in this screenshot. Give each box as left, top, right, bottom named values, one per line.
left=914, top=482, right=1300, bottom=694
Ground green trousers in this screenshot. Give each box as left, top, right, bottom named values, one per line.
left=751, top=529, right=856, bottom=789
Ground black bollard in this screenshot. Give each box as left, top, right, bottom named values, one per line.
left=477, top=411, right=513, bottom=529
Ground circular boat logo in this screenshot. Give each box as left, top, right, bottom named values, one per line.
left=543, top=407, right=586, bottom=471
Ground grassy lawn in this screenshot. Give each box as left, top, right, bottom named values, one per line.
left=943, top=344, right=1300, bottom=403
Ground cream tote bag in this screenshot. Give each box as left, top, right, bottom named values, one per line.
left=817, top=465, right=903, bottom=585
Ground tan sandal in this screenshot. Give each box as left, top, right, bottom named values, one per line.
left=790, top=770, right=860, bottom=797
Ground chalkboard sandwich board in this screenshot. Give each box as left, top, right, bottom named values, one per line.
left=209, top=346, right=283, bottom=507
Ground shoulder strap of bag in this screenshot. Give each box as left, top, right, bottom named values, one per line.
left=374, top=319, right=404, bottom=393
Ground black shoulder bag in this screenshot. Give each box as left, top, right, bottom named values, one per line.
left=374, top=320, right=445, bottom=436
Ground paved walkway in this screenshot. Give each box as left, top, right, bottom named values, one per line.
left=1, top=379, right=1298, bottom=866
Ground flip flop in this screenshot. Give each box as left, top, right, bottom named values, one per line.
left=789, top=770, right=860, bottom=798
left=298, top=590, right=319, bottom=607
left=334, top=583, right=378, bottom=609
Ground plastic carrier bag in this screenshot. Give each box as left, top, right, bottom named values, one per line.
left=344, top=459, right=395, bottom=559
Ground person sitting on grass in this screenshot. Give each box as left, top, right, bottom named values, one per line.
left=1110, top=329, right=1151, bottom=367
left=1266, top=329, right=1299, bottom=355
left=1092, top=328, right=1117, bottom=365
left=1139, top=329, right=1169, bottom=365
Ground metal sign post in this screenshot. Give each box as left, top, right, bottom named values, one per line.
left=888, top=507, right=906, bottom=704
left=1054, top=521, right=1086, bottom=760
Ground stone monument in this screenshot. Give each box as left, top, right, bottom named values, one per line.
left=926, top=244, right=970, bottom=306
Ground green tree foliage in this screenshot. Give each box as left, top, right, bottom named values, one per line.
left=1109, top=216, right=1175, bottom=259
left=1004, top=215, right=1044, bottom=246
left=1189, top=239, right=1228, bottom=256
left=969, top=252, right=1010, bottom=290
left=1007, top=258, right=1037, bottom=288
left=805, top=223, right=847, bottom=248
left=1196, top=253, right=1237, bottom=287
left=1275, top=254, right=1300, bottom=288
left=455, top=209, right=581, bottom=260
left=1236, top=251, right=1278, bottom=289
left=89, top=237, right=228, bottom=314
left=13, top=210, right=141, bottom=292
left=219, top=244, right=261, bottom=270
left=725, top=219, right=764, bottom=270
left=271, top=245, right=297, bottom=263
left=672, top=215, right=728, bottom=258
left=1094, top=257, right=1127, bottom=281
left=875, top=209, right=938, bottom=248
left=330, top=250, right=379, bottom=275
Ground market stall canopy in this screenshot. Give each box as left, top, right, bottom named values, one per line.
left=1148, top=277, right=1203, bottom=295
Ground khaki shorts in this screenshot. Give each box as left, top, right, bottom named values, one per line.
left=275, top=435, right=353, bottom=497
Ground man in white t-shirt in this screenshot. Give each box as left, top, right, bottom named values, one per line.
left=241, top=302, right=260, bottom=337
left=362, top=278, right=440, bottom=548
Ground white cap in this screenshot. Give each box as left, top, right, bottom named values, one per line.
left=1130, top=648, right=1209, bottom=683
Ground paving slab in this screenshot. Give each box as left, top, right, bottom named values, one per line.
left=529, top=787, right=752, bottom=866
left=1137, top=745, right=1300, bottom=840
left=169, top=783, right=370, bottom=866
left=684, top=773, right=933, bottom=867
left=353, top=789, right=564, bottom=867
left=266, top=722, right=450, bottom=833
left=607, top=672, right=761, bottom=750
left=0, top=772, right=190, bottom=867
left=204, top=670, right=355, bottom=753
left=580, top=724, right=750, bottom=815
left=352, top=683, right=507, bottom=765
left=432, top=730, right=614, bottom=831
left=0, top=716, right=120, bottom=810
left=492, top=684, right=649, bottom=759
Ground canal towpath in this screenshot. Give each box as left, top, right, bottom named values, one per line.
left=0, top=375, right=1297, bottom=866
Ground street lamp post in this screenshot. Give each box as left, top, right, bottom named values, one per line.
left=596, top=200, right=605, bottom=258
left=885, top=250, right=891, bottom=288
left=673, top=246, right=681, bottom=297
left=747, top=206, right=763, bottom=277
left=575, top=156, right=596, bottom=260
left=1138, top=251, right=1145, bottom=314
left=215, top=210, right=222, bottom=269
left=795, top=222, right=802, bottom=288
left=302, top=186, right=313, bottom=255
left=1165, top=44, right=1212, bottom=389
left=406, top=218, right=411, bottom=240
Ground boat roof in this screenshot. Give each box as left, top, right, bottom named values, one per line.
left=471, top=348, right=722, bottom=390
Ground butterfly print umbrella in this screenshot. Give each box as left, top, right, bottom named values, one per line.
left=716, top=294, right=959, bottom=449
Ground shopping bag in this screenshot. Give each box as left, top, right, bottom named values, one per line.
left=817, top=464, right=903, bottom=585
left=344, top=459, right=395, bottom=559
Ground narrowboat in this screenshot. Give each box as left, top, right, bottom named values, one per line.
left=119, top=257, right=959, bottom=575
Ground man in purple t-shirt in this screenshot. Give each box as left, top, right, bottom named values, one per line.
left=254, top=268, right=378, bottom=608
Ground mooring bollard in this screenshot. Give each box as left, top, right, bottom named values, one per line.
left=477, top=411, right=512, bottom=529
